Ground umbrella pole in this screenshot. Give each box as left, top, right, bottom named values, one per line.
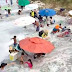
left=22, top=50, right=29, bottom=56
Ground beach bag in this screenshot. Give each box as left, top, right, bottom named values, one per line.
left=39, top=30, right=44, bottom=37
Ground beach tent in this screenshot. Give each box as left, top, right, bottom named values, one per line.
left=18, top=0, right=30, bottom=6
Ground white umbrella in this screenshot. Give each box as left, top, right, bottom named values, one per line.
left=25, top=4, right=38, bottom=10
left=14, top=16, right=35, bottom=27
left=68, top=10, right=72, bottom=15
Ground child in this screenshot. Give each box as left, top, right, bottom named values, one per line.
left=18, top=10, right=21, bottom=15
left=62, top=26, right=67, bottom=32
left=20, top=52, right=24, bottom=64
left=50, top=17, right=55, bottom=24
left=11, top=36, right=17, bottom=47
left=24, top=59, right=33, bottom=69
left=0, top=62, right=15, bottom=72
left=35, top=21, right=40, bottom=32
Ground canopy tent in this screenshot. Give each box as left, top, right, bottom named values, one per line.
left=18, top=0, right=30, bottom=6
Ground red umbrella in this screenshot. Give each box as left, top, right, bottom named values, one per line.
left=19, top=37, right=55, bottom=53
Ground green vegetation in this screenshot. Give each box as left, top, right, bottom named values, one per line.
left=32, top=0, right=72, bottom=10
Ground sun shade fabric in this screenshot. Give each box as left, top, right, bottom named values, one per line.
left=18, top=0, right=30, bottom=6
left=19, top=37, right=55, bottom=53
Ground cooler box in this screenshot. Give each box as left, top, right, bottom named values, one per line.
left=10, top=52, right=21, bottom=61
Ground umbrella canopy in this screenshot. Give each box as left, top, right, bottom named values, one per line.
left=25, top=4, right=38, bottom=10
left=19, top=37, right=55, bottom=53
left=39, top=9, right=56, bottom=16
left=14, top=16, right=35, bottom=27
left=68, top=10, right=72, bottom=16
left=1, top=6, right=11, bottom=10
left=18, top=0, right=30, bottom=6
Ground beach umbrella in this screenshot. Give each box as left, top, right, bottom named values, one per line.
left=1, top=6, right=11, bottom=10
left=18, top=0, right=30, bottom=6
left=68, top=10, right=72, bottom=16
left=25, top=4, right=38, bottom=10
left=39, top=9, right=56, bottom=16
left=19, top=37, right=55, bottom=53
left=14, top=16, right=35, bottom=27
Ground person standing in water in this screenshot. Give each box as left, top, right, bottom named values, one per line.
left=35, top=21, right=40, bottom=32
left=11, top=36, right=17, bottom=47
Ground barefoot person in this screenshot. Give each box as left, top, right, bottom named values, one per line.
left=11, top=36, right=17, bottom=47
left=0, top=62, right=15, bottom=72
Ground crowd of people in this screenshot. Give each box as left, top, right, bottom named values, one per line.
left=0, top=1, right=72, bottom=72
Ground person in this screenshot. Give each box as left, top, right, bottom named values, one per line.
left=10, top=0, right=13, bottom=5
left=21, top=6, right=23, bottom=10
left=18, top=10, right=21, bottom=15
left=64, top=29, right=71, bottom=37
left=24, top=59, right=33, bottom=69
left=62, top=26, right=67, bottom=32
left=11, top=36, right=17, bottom=47
left=39, top=30, right=44, bottom=37
left=20, top=52, right=24, bottom=64
left=34, top=53, right=45, bottom=59
left=38, top=15, right=43, bottom=27
left=8, top=9, right=11, bottom=15
left=5, top=9, right=8, bottom=17
left=50, top=17, right=55, bottom=24
left=38, top=15, right=43, bottom=23
left=59, top=23, right=62, bottom=29
left=60, top=8, right=65, bottom=12
left=0, top=6, right=2, bottom=19
left=42, top=30, right=48, bottom=38
left=57, top=29, right=72, bottom=37
left=34, top=9, right=38, bottom=18
left=30, top=10, right=34, bottom=17
left=35, top=21, right=40, bottom=32
left=52, top=24, right=62, bottom=34
left=0, top=62, right=15, bottom=72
